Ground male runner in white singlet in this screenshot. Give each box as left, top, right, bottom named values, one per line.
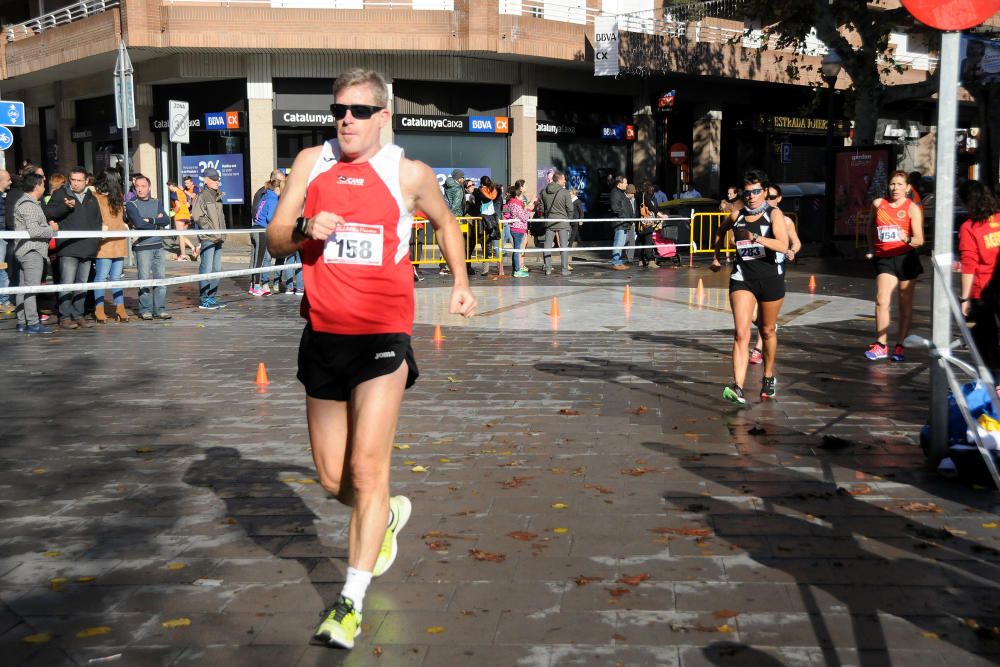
left=267, top=69, right=476, bottom=649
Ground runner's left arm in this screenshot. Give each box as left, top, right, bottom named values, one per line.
left=404, top=159, right=477, bottom=318
left=754, top=208, right=789, bottom=254
left=907, top=202, right=924, bottom=249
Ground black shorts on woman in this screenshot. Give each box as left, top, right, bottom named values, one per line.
left=874, top=249, right=923, bottom=282
left=728, top=205, right=785, bottom=302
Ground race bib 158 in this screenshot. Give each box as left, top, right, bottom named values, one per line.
left=323, top=222, right=383, bottom=266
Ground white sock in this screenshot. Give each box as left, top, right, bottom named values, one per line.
left=341, top=567, right=372, bottom=613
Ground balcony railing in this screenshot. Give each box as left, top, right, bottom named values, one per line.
left=4, top=0, right=119, bottom=43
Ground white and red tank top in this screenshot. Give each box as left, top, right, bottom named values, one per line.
left=301, top=141, right=414, bottom=335
left=873, top=199, right=913, bottom=258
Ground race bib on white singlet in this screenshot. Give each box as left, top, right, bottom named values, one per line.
left=877, top=225, right=903, bottom=243
left=736, top=239, right=764, bottom=260
left=323, top=222, right=383, bottom=266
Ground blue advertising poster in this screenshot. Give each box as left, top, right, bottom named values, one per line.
left=431, top=167, right=492, bottom=191
left=181, top=154, right=245, bottom=204
left=566, top=166, right=589, bottom=195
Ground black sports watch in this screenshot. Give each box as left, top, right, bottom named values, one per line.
left=295, top=216, right=311, bottom=237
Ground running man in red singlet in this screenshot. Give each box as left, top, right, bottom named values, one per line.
left=864, top=170, right=924, bottom=362
left=267, top=69, right=476, bottom=650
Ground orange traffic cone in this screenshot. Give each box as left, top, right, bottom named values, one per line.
left=433, top=325, right=444, bottom=342
left=808, top=275, right=817, bottom=290
left=550, top=296, right=561, bottom=318
left=255, top=362, right=270, bottom=387
left=623, top=284, right=634, bottom=305
left=695, top=278, right=705, bottom=305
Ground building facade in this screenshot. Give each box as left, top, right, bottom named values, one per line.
left=0, top=0, right=950, bottom=225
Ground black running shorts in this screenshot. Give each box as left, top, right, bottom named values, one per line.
left=730, top=274, right=785, bottom=303
left=297, top=327, right=419, bottom=401
left=875, top=250, right=923, bottom=282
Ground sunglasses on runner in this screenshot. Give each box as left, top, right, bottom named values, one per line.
left=742, top=188, right=764, bottom=198
left=766, top=194, right=779, bottom=200
left=330, top=104, right=384, bottom=120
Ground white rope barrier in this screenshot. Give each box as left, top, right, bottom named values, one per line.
left=0, top=216, right=690, bottom=240
left=0, top=264, right=301, bottom=296
left=509, top=243, right=691, bottom=254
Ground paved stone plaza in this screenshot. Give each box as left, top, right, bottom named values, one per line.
left=2, top=255, right=1000, bottom=666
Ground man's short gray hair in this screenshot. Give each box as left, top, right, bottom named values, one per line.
left=333, top=69, right=389, bottom=108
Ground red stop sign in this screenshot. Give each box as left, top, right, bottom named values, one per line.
left=902, top=0, right=1000, bottom=30
left=668, top=143, right=688, bottom=166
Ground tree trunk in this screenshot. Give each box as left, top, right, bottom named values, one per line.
left=852, top=82, right=879, bottom=147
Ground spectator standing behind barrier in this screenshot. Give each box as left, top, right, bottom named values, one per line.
left=126, top=175, right=172, bottom=320
left=193, top=167, right=227, bottom=310
left=0, top=169, right=12, bottom=313
left=503, top=183, right=531, bottom=278
left=958, top=181, right=1000, bottom=373
left=250, top=176, right=282, bottom=296
left=624, top=184, right=639, bottom=264
left=168, top=179, right=197, bottom=261
left=539, top=171, right=572, bottom=276
left=475, top=176, right=501, bottom=276
left=609, top=175, right=630, bottom=270
left=569, top=188, right=585, bottom=248
left=49, top=167, right=101, bottom=330
left=13, top=173, right=57, bottom=334
left=92, top=169, right=130, bottom=323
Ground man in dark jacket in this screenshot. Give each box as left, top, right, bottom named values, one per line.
left=608, top=175, right=630, bottom=270
left=193, top=167, right=227, bottom=309
left=443, top=169, right=465, bottom=218
left=539, top=171, right=573, bottom=276
left=0, top=169, right=11, bottom=311
left=47, top=166, right=102, bottom=328
left=125, top=175, right=172, bottom=320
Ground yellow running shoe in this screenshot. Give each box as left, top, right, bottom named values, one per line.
left=314, top=595, right=361, bottom=649
left=373, top=495, right=411, bottom=577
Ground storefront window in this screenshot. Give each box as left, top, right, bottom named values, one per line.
left=396, top=134, right=509, bottom=186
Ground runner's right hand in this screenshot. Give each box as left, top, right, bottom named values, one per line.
left=306, top=211, right=343, bottom=242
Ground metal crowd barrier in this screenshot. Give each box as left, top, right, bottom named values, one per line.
left=689, top=210, right=800, bottom=265
left=410, top=216, right=504, bottom=266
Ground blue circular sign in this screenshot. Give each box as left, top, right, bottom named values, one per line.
left=0, top=126, right=12, bottom=151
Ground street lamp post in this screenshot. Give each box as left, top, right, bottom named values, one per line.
left=820, top=49, right=843, bottom=254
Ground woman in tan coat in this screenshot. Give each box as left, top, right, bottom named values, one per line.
left=92, top=169, right=129, bottom=322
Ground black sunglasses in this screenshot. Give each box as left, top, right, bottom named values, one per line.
left=742, top=187, right=764, bottom=198
left=330, top=103, right=384, bottom=120
left=766, top=194, right=779, bottom=200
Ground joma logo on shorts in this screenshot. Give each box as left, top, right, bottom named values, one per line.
left=374, top=351, right=396, bottom=360
left=338, top=176, right=365, bottom=186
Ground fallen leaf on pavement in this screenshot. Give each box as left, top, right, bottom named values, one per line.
left=559, top=409, right=581, bottom=415
left=617, top=573, right=651, bottom=586
left=373, top=647, right=384, bottom=656
left=165, top=563, right=186, bottom=571
left=42, top=551, right=62, bottom=558
left=713, top=610, right=738, bottom=619
left=447, top=377, right=461, bottom=383
left=426, top=541, right=450, bottom=552
left=22, top=633, right=52, bottom=644
left=393, top=444, right=411, bottom=450
left=921, top=631, right=940, bottom=640
left=552, top=527, right=569, bottom=534
left=621, top=468, right=655, bottom=477
left=572, top=575, right=603, bottom=585
left=76, top=626, right=112, bottom=638
left=612, top=633, right=626, bottom=640
left=509, top=531, right=538, bottom=541
left=501, top=476, right=532, bottom=489
left=900, top=502, right=942, bottom=513
left=846, top=485, right=871, bottom=496
left=584, top=484, right=615, bottom=495
left=161, top=618, right=191, bottom=629
left=426, top=626, right=445, bottom=634
left=984, top=522, right=999, bottom=529
left=631, top=406, right=648, bottom=415
left=469, top=549, right=506, bottom=563
left=607, top=587, right=631, bottom=598
left=551, top=502, right=568, bottom=509
left=411, top=465, right=428, bottom=473
left=650, top=527, right=711, bottom=537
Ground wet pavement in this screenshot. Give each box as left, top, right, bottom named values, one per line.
left=2, top=252, right=1000, bottom=666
